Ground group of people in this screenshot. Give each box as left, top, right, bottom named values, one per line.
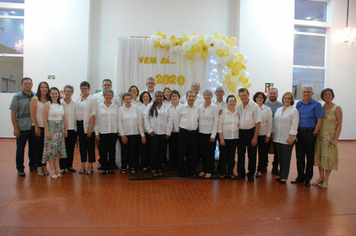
left=10, top=76, right=342, bottom=188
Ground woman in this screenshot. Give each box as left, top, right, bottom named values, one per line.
left=95, top=89, right=119, bottom=175
left=144, top=91, right=173, bottom=176
left=198, top=89, right=219, bottom=179
left=169, top=90, right=182, bottom=172
left=218, top=95, right=239, bottom=179
left=129, top=85, right=142, bottom=107
left=163, top=87, right=171, bottom=104
left=273, top=92, right=299, bottom=184
left=138, top=91, right=152, bottom=171
left=76, top=81, right=97, bottom=175
left=60, top=85, right=77, bottom=174
left=313, top=88, right=343, bottom=189
left=253, top=92, right=273, bottom=178
left=30, top=81, right=50, bottom=176
left=118, top=92, right=145, bottom=174
left=42, top=87, right=67, bottom=179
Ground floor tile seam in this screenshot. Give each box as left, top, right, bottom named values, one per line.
left=0, top=183, right=35, bottom=212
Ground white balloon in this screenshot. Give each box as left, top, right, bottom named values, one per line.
left=169, top=46, right=174, bottom=52
left=160, top=39, right=167, bottom=46
left=215, top=39, right=226, bottom=49
left=225, top=68, right=232, bottom=74
left=242, top=56, right=248, bottom=64
left=179, top=48, right=186, bottom=55
left=235, top=86, right=243, bottom=94
left=167, top=40, right=173, bottom=46
left=208, top=47, right=216, bottom=55
left=228, top=53, right=236, bottom=61
left=245, top=72, right=250, bottom=78
left=238, top=70, right=246, bottom=77
left=220, top=57, right=229, bottom=66
left=176, top=45, right=181, bottom=51
left=204, top=35, right=213, bottom=46
left=231, top=76, right=239, bottom=83
left=225, top=45, right=231, bottom=52
left=230, top=46, right=238, bottom=54
left=189, top=35, right=199, bottom=45
left=151, top=35, right=157, bottom=41
left=156, top=36, right=162, bottom=42
left=182, top=42, right=192, bottom=51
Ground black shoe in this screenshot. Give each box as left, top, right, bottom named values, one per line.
left=18, top=170, right=26, bottom=177
left=235, top=175, right=245, bottom=180
left=60, top=170, right=67, bottom=174
left=100, top=170, right=107, bottom=175
left=304, top=181, right=311, bottom=187
left=67, top=168, right=76, bottom=172
left=113, top=165, right=119, bottom=170
left=248, top=176, right=255, bottom=182
left=291, top=178, right=304, bottom=184
left=275, top=177, right=281, bottom=181
left=97, top=163, right=102, bottom=170
left=108, top=170, right=115, bottom=175
left=280, top=180, right=286, bottom=184
left=271, top=169, right=280, bottom=176
left=30, top=166, right=37, bottom=172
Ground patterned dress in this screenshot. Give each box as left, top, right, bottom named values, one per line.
left=314, top=105, right=339, bottom=170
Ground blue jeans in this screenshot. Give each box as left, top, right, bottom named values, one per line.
left=16, top=130, right=35, bottom=171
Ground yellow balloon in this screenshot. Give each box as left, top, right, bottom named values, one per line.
left=201, top=51, right=209, bottom=59
left=235, top=54, right=244, bottom=62
left=212, top=32, right=221, bottom=40
left=186, top=50, right=195, bottom=60
left=239, top=75, right=249, bottom=84
left=198, top=40, right=205, bottom=46
left=224, top=51, right=229, bottom=57
left=237, top=96, right=242, bottom=104
left=202, top=45, right=209, bottom=52
left=231, top=68, right=239, bottom=76
left=156, top=31, right=163, bottom=36
left=243, top=64, right=247, bottom=71
left=181, top=34, right=189, bottom=42
left=228, top=37, right=237, bottom=47
left=199, top=34, right=206, bottom=41
left=224, top=74, right=232, bottom=83
left=165, top=45, right=170, bottom=49
left=227, top=82, right=237, bottom=93
left=236, top=62, right=245, bottom=70
left=153, top=41, right=160, bottom=48
left=221, top=36, right=229, bottom=43
left=226, top=60, right=235, bottom=69
left=216, top=49, right=225, bottom=57
left=191, top=33, right=198, bottom=37
left=172, top=39, right=179, bottom=46
left=178, top=40, right=183, bottom=46
left=193, top=44, right=202, bottom=53
left=243, top=81, right=252, bottom=89
left=162, top=34, right=167, bottom=40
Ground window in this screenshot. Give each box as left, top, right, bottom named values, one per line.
left=0, top=0, right=24, bottom=93
left=293, top=0, right=330, bottom=100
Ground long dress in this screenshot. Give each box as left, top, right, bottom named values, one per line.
left=314, top=105, right=338, bottom=170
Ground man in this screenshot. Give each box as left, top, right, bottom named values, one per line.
left=177, top=90, right=200, bottom=178
left=264, top=87, right=284, bottom=175
left=9, top=77, right=36, bottom=176
left=213, top=86, right=227, bottom=111
left=179, top=82, right=204, bottom=106
left=236, top=88, right=261, bottom=182
left=93, top=79, right=122, bottom=106
left=139, top=77, right=156, bottom=100
left=292, top=86, right=323, bottom=187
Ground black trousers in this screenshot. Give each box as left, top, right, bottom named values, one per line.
left=237, top=128, right=257, bottom=178
left=169, top=132, right=179, bottom=170
left=219, top=139, right=238, bottom=176
left=257, top=135, right=269, bottom=173
left=150, top=134, right=167, bottom=171
left=31, top=126, right=45, bottom=167
left=120, top=134, right=140, bottom=170
left=77, top=121, right=95, bottom=163
left=275, top=142, right=295, bottom=180
left=199, top=133, right=216, bottom=174
left=296, top=129, right=316, bottom=182
left=140, top=132, right=151, bottom=169
left=178, top=128, right=199, bottom=176
left=272, top=141, right=280, bottom=171
left=98, top=133, right=117, bottom=171
left=60, top=130, right=77, bottom=169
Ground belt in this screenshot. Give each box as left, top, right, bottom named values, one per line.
left=180, top=127, right=197, bottom=133
left=298, top=128, right=314, bottom=131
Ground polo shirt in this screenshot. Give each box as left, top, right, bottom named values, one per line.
left=296, top=98, right=323, bottom=128
left=9, top=91, right=35, bottom=131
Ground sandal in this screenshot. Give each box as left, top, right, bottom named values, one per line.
left=158, top=169, right=163, bottom=176
left=230, top=175, right=235, bottom=179
left=50, top=171, right=58, bottom=179
left=204, top=173, right=212, bottom=179
left=130, top=168, right=136, bottom=174
left=120, top=169, right=126, bottom=174
left=151, top=170, right=158, bottom=177
left=79, top=169, right=85, bottom=174
left=199, top=171, right=205, bottom=177
left=255, top=172, right=262, bottom=178
left=56, top=169, right=62, bottom=178
left=42, top=166, right=49, bottom=175
left=312, top=179, right=323, bottom=186
left=220, top=175, right=226, bottom=179
left=320, top=182, right=328, bottom=189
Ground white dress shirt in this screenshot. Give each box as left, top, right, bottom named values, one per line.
left=118, top=104, right=144, bottom=137
left=218, top=108, right=239, bottom=139
left=144, top=102, right=173, bottom=136
left=95, top=102, right=119, bottom=135
left=93, top=91, right=122, bottom=107
left=138, top=104, right=148, bottom=133
left=131, top=98, right=143, bottom=107
left=198, top=103, right=219, bottom=138
left=171, top=103, right=183, bottom=133
left=177, top=103, right=199, bottom=131
left=33, top=97, right=45, bottom=127
left=259, top=104, right=273, bottom=137
left=213, top=98, right=227, bottom=110
left=76, top=94, right=97, bottom=133
left=273, top=106, right=299, bottom=145
left=61, top=98, right=77, bottom=131
left=179, top=93, right=204, bottom=107
left=236, top=99, right=261, bottom=129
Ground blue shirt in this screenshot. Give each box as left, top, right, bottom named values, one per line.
left=9, top=91, right=35, bottom=131
left=265, top=100, right=284, bottom=118
left=296, top=98, right=323, bottom=128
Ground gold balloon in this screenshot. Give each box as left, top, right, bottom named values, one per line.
left=227, top=82, right=237, bottom=93
left=239, top=75, right=249, bottom=84
left=191, top=33, right=198, bottom=37
left=235, top=54, right=244, bottom=62
left=212, top=32, right=221, bottom=40
left=221, top=36, right=229, bottom=43
left=170, top=35, right=176, bottom=41
left=237, top=96, right=242, bottom=104
left=162, top=34, right=167, bottom=39
left=186, top=50, right=195, bottom=60
left=243, top=81, right=252, bottom=89
left=165, top=45, right=170, bottom=49
left=178, top=40, right=183, bottom=46
left=156, top=31, right=163, bottom=36
left=224, top=74, right=232, bottom=83
left=231, top=68, right=239, bottom=76
left=173, top=39, right=179, bottom=46
left=201, top=51, right=209, bottom=59
left=228, top=37, right=237, bottom=47
left=243, top=64, right=247, bottom=71
left=226, top=60, right=236, bottom=69
left=193, top=44, right=202, bottom=53
left=216, top=49, right=225, bottom=57
left=198, top=40, right=205, bottom=46
left=199, top=34, right=206, bottom=41
left=181, top=34, right=189, bottom=42
left=236, top=62, right=245, bottom=70
left=153, top=41, right=160, bottom=48
left=202, top=45, right=209, bottom=52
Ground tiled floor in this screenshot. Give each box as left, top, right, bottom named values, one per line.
left=0, top=139, right=355, bottom=235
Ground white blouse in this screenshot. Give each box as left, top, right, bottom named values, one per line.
left=236, top=99, right=261, bottom=130
left=218, top=108, right=239, bottom=140
left=198, top=103, right=219, bottom=138
left=177, top=103, right=200, bottom=131
left=118, top=104, right=144, bottom=137
left=61, top=98, right=76, bottom=131
left=95, top=102, right=119, bottom=135
left=132, top=98, right=143, bottom=107
left=171, top=103, right=183, bottom=133
left=34, top=97, right=45, bottom=127
left=144, top=102, right=173, bottom=136
left=273, top=106, right=299, bottom=145
left=138, top=104, right=148, bottom=133
left=48, top=103, right=64, bottom=121
left=75, top=94, right=97, bottom=133
left=213, top=99, right=227, bottom=110
left=259, top=104, right=273, bottom=137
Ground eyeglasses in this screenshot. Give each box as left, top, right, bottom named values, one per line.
left=192, top=86, right=200, bottom=88
left=80, top=87, right=89, bottom=90
left=216, top=91, right=224, bottom=93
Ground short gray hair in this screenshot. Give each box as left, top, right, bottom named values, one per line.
left=191, top=82, right=200, bottom=88
left=103, top=89, right=114, bottom=96
left=63, top=84, right=74, bottom=93
left=146, top=77, right=155, bottom=83
left=186, top=90, right=196, bottom=97
left=303, top=85, right=313, bottom=92
left=215, top=86, right=224, bottom=92
left=203, top=89, right=213, bottom=96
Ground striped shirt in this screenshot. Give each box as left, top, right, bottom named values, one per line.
left=9, top=91, right=35, bottom=131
